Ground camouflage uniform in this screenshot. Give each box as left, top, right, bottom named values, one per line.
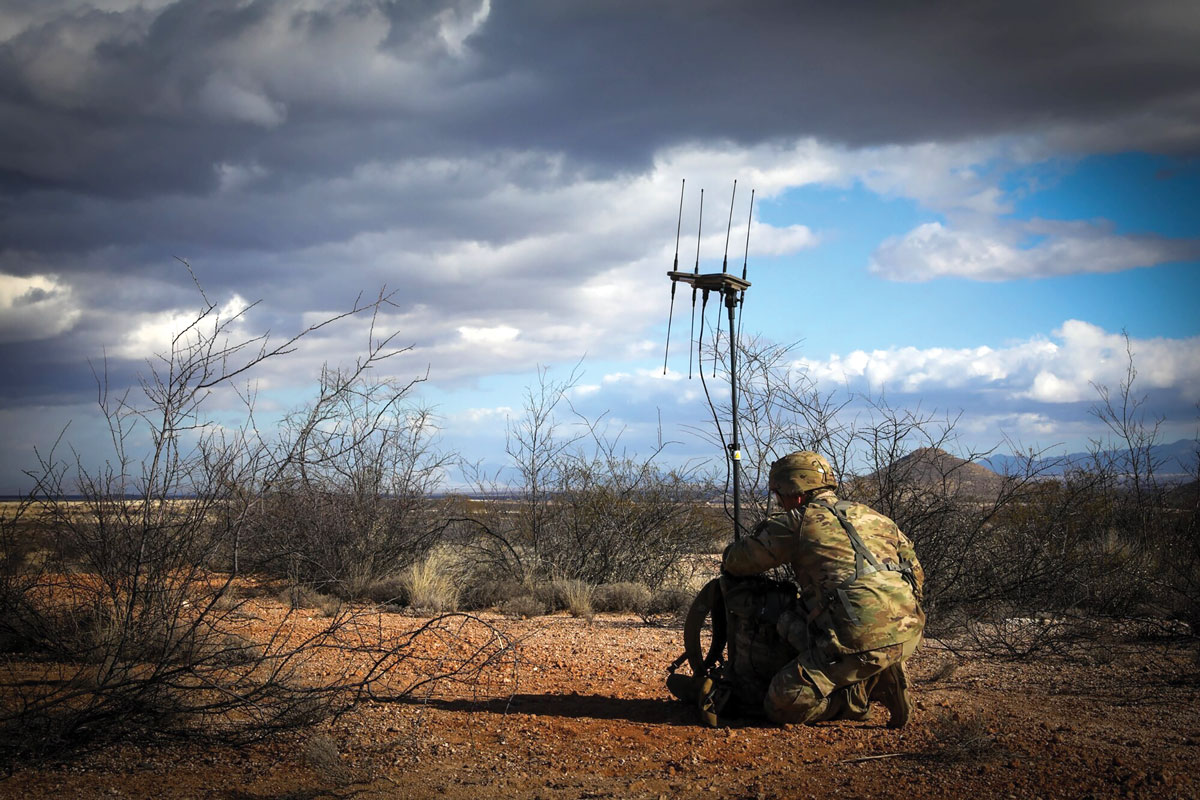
left=722, top=488, right=924, bottom=724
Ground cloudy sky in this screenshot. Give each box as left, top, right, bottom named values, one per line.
left=2, top=0, right=1199, bottom=493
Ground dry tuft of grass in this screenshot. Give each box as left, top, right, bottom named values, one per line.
left=534, top=579, right=595, bottom=620
left=556, top=579, right=594, bottom=621
left=402, top=549, right=461, bottom=613
left=923, top=711, right=1005, bottom=763
left=278, top=585, right=340, bottom=616
left=303, top=734, right=352, bottom=787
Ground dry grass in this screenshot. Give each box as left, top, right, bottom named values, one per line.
left=302, top=734, right=352, bottom=787
left=402, top=549, right=461, bottom=613
left=923, top=711, right=1005, bottom=762
left=278, top=586, right=341, bottom=617
left=556, top=579, right=594, bottom=621
left=533, top=579, right=595, bottom=620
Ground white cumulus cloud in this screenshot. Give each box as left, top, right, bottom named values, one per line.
left=869, top=220, right=1198, bottom=282
left=0, top=273, right=81, bottom=343
left=797, top=320, right=1200, bottom=403
left=114, top=294, right=251, bottom=361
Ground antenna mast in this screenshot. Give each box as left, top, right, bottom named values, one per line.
left=665, top=182, right=752, bottom=541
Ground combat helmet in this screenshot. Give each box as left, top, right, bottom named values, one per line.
left=768, top=450, right=837, bottom=497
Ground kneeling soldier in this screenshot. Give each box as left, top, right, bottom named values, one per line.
left=721, top=451, right=925, bottom=727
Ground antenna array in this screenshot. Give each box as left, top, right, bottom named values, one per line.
left=662, top=180, right=754, bottom=541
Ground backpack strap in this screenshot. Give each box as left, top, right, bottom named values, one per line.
left=667, top=577, right=727, bottom=680
left=810, top=498, right=884, bottom=580
left=806, top=499, right=919, bottom=625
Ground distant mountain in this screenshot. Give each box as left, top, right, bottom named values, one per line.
left=861, top=447, right=1008, bottom=500
left=982, top=439, right=1199, bottom=481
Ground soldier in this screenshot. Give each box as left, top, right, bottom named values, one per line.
left=718, top=450, right=925, bottom=727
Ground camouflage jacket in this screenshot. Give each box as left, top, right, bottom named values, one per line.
left=722, top=490, right=924, bottom=654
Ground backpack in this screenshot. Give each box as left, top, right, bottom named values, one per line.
left=666, top=573, right=800, bottom=723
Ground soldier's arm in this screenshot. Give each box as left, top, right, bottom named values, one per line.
left=721, top=517, right=794, bottom=576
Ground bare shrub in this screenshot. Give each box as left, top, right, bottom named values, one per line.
left=459, top=575, right=529, bottom=611
left=531, top=581, right=563, bottom=611
left=362, top=575, right=408, bottom=606
left=458, top=366, right=721, bottom=590
left=645, top=586, right=694, bottom=619
left=499, top=594, right=548, bottom=619
left=239, top=373, right=452, bottom=598
left=594, top=582, right=653, bottom=614
left=0, top=276, right=520, bottom=767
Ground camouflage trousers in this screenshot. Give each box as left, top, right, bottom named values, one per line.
left=764, top=619, right=922, bottom=725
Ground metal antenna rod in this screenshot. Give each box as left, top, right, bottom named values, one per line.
left=713, top=286, right=722, bottom=378
left=722, top=179, right=737, bottom=272
left=663, top=179, right=686, bottom=375
left=688, top=188, right=703, bottom=380
left=715, top=180, right=736, bottom=377
left=737, top=189, right=755, bottom=344
left=741, top=189, right=754, bottom=281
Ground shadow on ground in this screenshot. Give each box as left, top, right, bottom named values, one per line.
left=392, top=692, right=709, bottom=726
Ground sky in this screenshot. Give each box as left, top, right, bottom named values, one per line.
left=1, top=0, right=1199, bottom=494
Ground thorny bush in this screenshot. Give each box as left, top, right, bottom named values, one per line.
left=0, top=278, right=518, bottom=766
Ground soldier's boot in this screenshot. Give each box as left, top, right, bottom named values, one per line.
left=697, top=676, right=731, bottom=728
left=870, top=662, right=912, bottom=729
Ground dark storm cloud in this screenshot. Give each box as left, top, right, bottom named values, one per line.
left=2, top=0, right=1198, bottom=202
left=0, top=0, right=516, bottom=196
left=1, top=0, right=1198, bottom=408
left=461, top=0, right=1174, bottom=155
left=469, top=0, right=1200, bottom=159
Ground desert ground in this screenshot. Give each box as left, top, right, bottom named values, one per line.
left=1, top=587, right=1197, bottom=800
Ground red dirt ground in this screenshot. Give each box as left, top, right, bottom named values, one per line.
left=2, top=600, right=1198, bottom=800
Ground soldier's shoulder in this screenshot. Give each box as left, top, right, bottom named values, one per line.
left=853, top=501, right=897, bottom=524
left=842, top=501, right=901, bottom=535
left=753, top=511, right=801, bottom=536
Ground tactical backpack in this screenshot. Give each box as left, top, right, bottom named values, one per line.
left=802, top=498, right=923, bottom=655
left=666, top=573, right=800, bottom=723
